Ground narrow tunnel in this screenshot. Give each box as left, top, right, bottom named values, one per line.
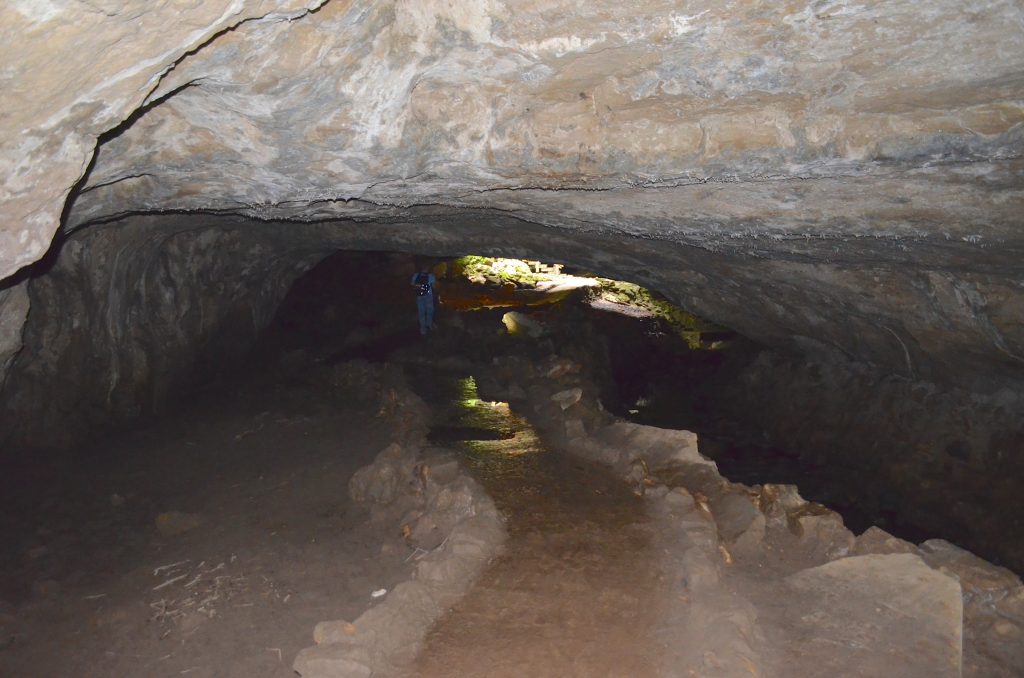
left=3, top=1, right=1024, bottom=676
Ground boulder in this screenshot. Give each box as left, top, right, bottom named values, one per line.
left=784, top=554, right=963, bottom=677
left=851, top=526, right=921, bottom=557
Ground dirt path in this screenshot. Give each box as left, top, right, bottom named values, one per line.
left=407, top=369, right=668, bottom=677
left=0, top=364, right=413, bottom=678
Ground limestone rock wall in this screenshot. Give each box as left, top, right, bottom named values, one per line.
left=3, top=207, right=1024, bottom=453
left=0, top=217, right=322, bottom=449
left=0, top=282, right=30, bottom=391
left=713, top=351, right=1024, bottom=572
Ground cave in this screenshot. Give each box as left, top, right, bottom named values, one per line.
left=2, top=2, right=1024, bottom=676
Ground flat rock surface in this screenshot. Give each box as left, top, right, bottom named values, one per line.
left=782, top=554, right=963, bottom=678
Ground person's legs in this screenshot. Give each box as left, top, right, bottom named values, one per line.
left=424, top=297, right=435, bottom=330
left=417, top=296, right=430, bottom=335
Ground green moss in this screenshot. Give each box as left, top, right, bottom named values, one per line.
left=449, top=256, right=724, bottom=349
left=452, top=256, right=545, bottom=286
left=589, top=278, right=715, bottom=349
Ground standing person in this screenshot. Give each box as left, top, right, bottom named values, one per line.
left=410, top=266, right=437, bottom=336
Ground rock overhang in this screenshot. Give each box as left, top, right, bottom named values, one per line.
left=1, top=0, right=1024, bottom=390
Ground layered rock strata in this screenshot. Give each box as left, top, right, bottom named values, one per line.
left=1, top=0, right=1022, bottom=396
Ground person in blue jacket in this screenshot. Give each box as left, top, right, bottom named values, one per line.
left=410, top=266, right=437, bottom=335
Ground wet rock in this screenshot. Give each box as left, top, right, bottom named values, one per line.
left=784, top=554, right=963, bottom=677
left=154, top=511, right=202, bottom=536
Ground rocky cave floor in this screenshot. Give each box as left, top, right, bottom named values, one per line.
left=2, top=306, right=1024, bottom=677
left=0, top=358, right=416, bottom=678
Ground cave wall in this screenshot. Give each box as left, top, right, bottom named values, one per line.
left=0, top=217, right=324, bottom=449
left=0, top=282, right=30, bottom=391
left=0, top=207, right=1021, bottom=575
left=711, top=352, right=1024, bottom=571
left=3, top=204, right=1024, bottom=460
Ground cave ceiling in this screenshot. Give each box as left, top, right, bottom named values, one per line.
left=1, top=0, right=1024, bottom=384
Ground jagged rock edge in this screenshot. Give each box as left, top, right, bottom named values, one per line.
left=292, top=364, right=507, bottom=678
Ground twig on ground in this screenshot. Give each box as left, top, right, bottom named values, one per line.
left=153, top=574, right=188, bottom=591
left=153, top=560, right=189, bottom=576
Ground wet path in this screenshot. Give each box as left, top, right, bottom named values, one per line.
left=406, top=368, right=667, bottom=677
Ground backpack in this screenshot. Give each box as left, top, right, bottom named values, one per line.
left=414, top=272, right=432, bottom=297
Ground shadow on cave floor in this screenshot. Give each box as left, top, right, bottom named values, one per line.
left=0, top=358, right=416, bottom=678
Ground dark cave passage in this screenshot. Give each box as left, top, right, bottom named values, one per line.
left=258, top=248, right=1023, bottom=574
left=2, top=234, right=1023, bottom=677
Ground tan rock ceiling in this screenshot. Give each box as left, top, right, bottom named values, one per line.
left=2, top=0, right=1023, bottom=280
